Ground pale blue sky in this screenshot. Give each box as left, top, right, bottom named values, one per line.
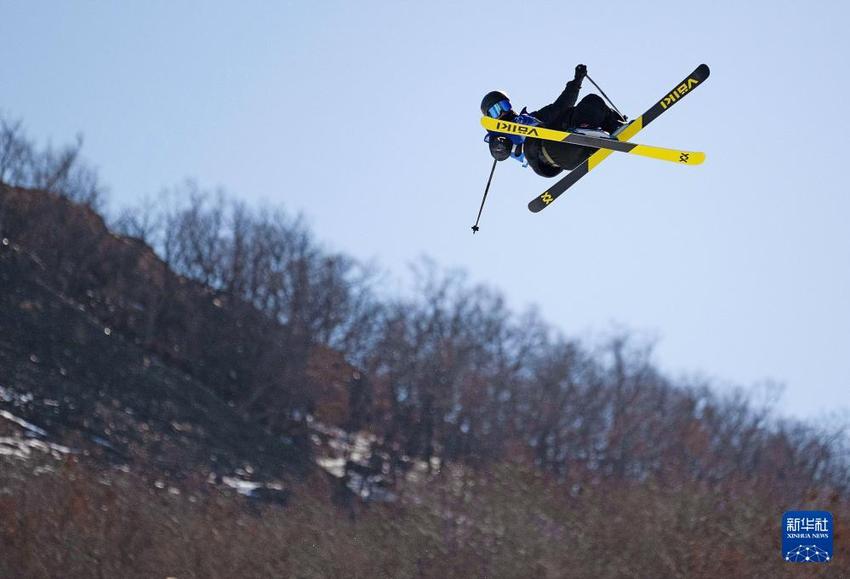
left=3, top=0, right=849, bottom=419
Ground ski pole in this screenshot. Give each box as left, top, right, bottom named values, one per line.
left=471, top=159, right=498, bottom=234
left=586, top=73, right=626, bottom=121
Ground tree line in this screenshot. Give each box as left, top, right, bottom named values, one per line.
left=1, top=112, right=847, bottom=504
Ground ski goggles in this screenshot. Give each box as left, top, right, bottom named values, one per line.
left=487, top=99, right=511, bottom=118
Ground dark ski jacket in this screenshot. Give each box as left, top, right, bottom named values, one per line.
left=490, top=77, right=585, bottom=178
left=521, top=77, right=584, bottom=177
left=528, top=77, right=583, bottom=130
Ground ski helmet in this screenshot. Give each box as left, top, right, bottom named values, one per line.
left=481, top=90, right=512, bottom=119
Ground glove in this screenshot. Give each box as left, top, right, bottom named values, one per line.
left=489, top=135, right=512, bottom=161
left=574, top=64, right=587, bottom=80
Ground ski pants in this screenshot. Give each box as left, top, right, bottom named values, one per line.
left=538, top=94, right=621, bottom=172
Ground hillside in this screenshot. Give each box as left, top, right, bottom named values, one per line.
left=0, top=233, right=299, bottom=481
left=1, top=172, right=849, bottom=577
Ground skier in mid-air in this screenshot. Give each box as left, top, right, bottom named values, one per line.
left=481, top=64, right=626, bottom=177
left=470, top=63, right=709, bottom=231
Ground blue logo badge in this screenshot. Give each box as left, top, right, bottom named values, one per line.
left=782, top=511, right=833, bottom=563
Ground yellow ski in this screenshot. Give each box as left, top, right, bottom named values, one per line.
left=481, top=116, right=705, bottom=166
left=528, top=64, right=711, bottom=213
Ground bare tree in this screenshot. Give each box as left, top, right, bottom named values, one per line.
left=0, top=112, right=104, bottom=208
left=0, top=115, right=32, bottom=186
